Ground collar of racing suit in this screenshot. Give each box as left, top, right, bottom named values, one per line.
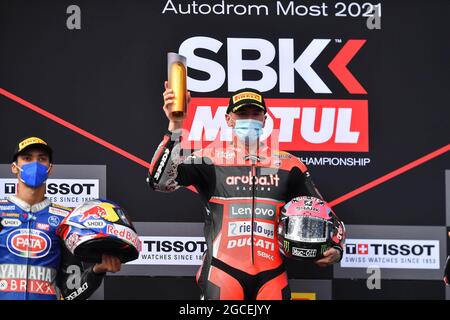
left=229, top=138, right=269, bottom=164
left=7, top=195, right=51, bottom=213
left=230, top=136, right=265, bottom=150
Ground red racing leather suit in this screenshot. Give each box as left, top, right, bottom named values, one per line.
left=147, top=130, right=345, bottom=300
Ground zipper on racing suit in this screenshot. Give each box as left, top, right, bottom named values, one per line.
left=248, top=144, right=260, bottom=265
left=25, top=212, right=31, bottom=300
left=248, top=139, right=260, bottom=266
left=251, top=162, right=256, bottom=265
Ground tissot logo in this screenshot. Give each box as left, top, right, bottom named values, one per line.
left=342, top=239, right=441, bottom=269
left=346, top=242, right=435, bottom=256
left=346, top=243, right=357, bottom=254
left=358, top=243, right=369, bottom=254
left=143, top=239, right=207, bottom=253
left=4, top=183, right=15, bottom=195
left=126, top=236, right=207, bottom=266
left=0, top=178, right=100, bottom=207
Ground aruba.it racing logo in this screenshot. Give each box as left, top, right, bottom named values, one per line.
left=225, top=172, right=280, bottom=187
left=177, top=36, right=369, bottom=152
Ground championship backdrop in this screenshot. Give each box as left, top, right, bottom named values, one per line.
left=1, top=0, right=449, bottom=300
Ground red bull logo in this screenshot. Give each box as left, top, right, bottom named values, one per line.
left=106, top=224, right=141, bottom=250
left=77, top=204, right=120, bottom=223
left=79, top=205, right=107, bottom=222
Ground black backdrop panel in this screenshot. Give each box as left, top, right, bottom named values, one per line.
left=1, top=0, right=449, bottom=300
left=1, top=0, right=449, bottom=224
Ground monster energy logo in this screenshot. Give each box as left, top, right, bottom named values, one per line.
left=284, top=240, right=290, bottom=252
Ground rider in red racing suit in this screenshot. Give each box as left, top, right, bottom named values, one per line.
left=147, top=86, right=345, bottom=300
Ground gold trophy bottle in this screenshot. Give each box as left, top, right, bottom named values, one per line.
left=169, top=61, right=187, bottom=120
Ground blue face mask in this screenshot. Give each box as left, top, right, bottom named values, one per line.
left=233, top=119, right=263, bottom=144
left=16, top=162, right=50, bottom=188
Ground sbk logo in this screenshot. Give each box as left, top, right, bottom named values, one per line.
left=179, top=37, right=367, bottom=94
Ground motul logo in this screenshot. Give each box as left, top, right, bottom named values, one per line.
left=179, top=37, right=366, bottom=93
left=182, top=98, right=368, bottom=152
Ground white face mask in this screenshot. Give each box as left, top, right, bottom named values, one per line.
left=233, top=119, right=263, bottom=144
